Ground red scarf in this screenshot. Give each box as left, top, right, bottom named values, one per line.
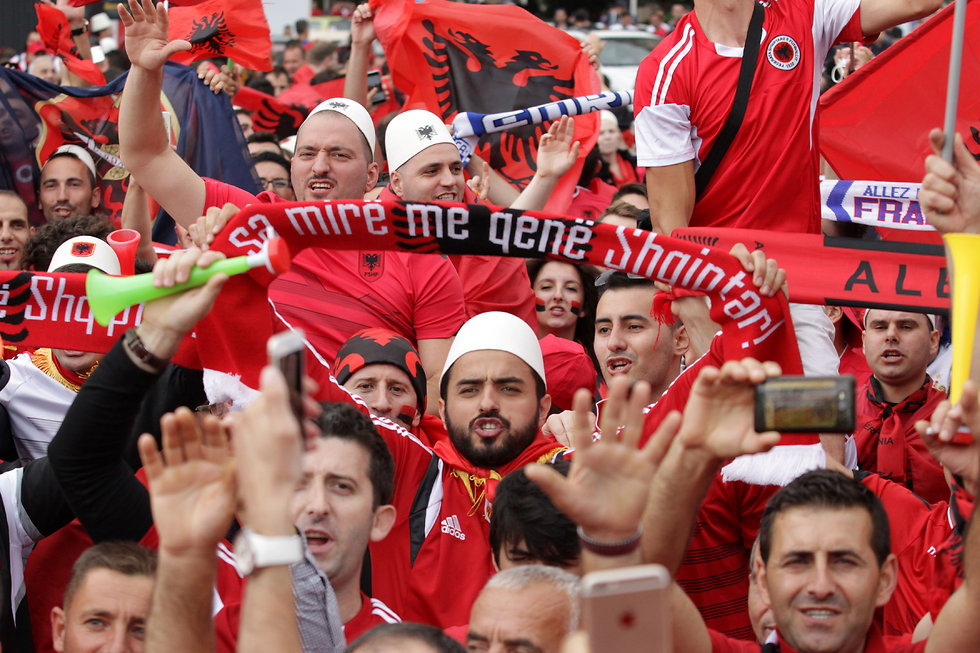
left=430, top=420, right=565, bottom=515
left=856, top=375, right=948, bottom=503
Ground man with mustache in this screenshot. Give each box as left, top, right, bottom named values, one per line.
left=854, top=309, right=947, bottom=504
left=364, top=311, right=566, bottom=628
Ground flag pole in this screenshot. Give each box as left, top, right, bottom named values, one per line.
left=942, top=0, right=968, bottom=162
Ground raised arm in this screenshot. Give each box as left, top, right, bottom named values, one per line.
left=141, top=408, right=236, bottom=653
left=509, top=116, right=580, bottom=211
left=344, top=3, right=375, bottom=110
left=922, top=381, right=980, bottom=651
left=117, top=0, right=206, bottom=228
left=859, top=0, right=942, bottom=40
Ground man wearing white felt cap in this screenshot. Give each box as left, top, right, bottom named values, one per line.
left=0, top=233, right=120, bottom=462
left=366, top=310, right=567, bottom=629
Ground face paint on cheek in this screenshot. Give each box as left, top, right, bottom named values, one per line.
left=396, top=404, right=417, bottom=426
left=535, top=297, right=546, bottom=312
left=570, top=300, right=582, bottom=316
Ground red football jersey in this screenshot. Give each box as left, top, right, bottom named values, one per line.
left=634, top=0, right=868, bottom=233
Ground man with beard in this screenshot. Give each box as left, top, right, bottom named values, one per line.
left=364, top=311, right=566, bottom=628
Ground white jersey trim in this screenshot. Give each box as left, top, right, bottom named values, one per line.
left=653, top=24, right=696, bottom=106
left=635, top=104, right=699, bottom=168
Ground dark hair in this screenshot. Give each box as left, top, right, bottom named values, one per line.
left=23, top=215, right=114, bottom=271
left=285, top=39, right=305, bottom=53
left=252, top=150, right=291, bottom=174
left=595, top=270, right=655, bottom=300
left=346, top=622, right=465, bottom=653
left=314, top=403, right=395, bottom=508
left=490, top=460, right=578, bottom=569
left=758, top=469, right=890, bottom=567
left=612, top=183, right=647, bottom=203
left=248, top=131, right=284, bottom=147
left=63, top=541, right=157, bottom=610
left=246, top=76, right=275, bottom=95
left=308, top=41, right=339, bottom=68
left=599, top=200, right=641, bottom=223
left=310, top=69, right=342, bottom=85
left=525, top=259, right=600, bottom=371
left=295, top=19, right=309, bottom=35
left=105, top=49, right=130, bottom=71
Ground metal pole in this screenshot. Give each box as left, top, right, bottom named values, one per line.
left=943, top=0, right=968, bottom=162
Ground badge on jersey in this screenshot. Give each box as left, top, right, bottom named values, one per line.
left=359, top=251, right=385, bottom=281
left=766, top=35, right=801, bottom=70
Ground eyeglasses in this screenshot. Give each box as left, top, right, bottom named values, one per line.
left=260, top=177, right=291, bottom=191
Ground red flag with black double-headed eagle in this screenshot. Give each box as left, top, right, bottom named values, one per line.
left=369, top=0, right=600, bottom=214
left=167, top=0, right=273, bottom=72
left=34, top=3, right=106, bottom=86
left=820, top=0, right=980, bottom=182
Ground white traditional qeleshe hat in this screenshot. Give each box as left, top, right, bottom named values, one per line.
left=440, top=311, right=546, bottom=387
left=303, top=98, right=376, bottom=156
left=385, top=109, right=456, bottom=172
left=47, top=236, right=121, bottom=275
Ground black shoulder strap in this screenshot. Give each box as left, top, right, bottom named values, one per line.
left=694, top=1, right=765, bottom=198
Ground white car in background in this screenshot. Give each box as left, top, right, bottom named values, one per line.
left=567, top=29, right=662, bottom=95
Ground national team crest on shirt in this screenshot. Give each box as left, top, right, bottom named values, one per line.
left=766, top=35, right=801, bottom=70
left=358, top=251, right=385, bottom=281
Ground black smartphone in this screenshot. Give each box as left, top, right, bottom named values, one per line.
left=267, top=330, right=306, bottom=424
left=366, top=69, right=386, bottom=105
left=754, top=376, right=855, bottom=433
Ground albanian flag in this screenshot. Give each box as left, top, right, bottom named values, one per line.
left=0, top=63, right=258, bottom=232
left=167, top=0, right=273, bottom=72
left=820, top=0, right=980, bottom=181
left=34, top=3, right=106, bottom=86
left=369, top=0, right=600, bottom=214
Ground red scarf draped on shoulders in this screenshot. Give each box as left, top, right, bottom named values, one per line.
left=431, top=423, right=565, bottom=513
left=856, top=375, right=948, bottom=504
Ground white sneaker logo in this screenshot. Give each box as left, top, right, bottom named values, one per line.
left=441, top=514, right=466, bottom=541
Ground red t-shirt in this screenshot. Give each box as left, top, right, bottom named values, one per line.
left=633, top=0, right=869, bottom=233
left=203, top=180, right=467, bottom=363
left=343, top=592, right=401, bottom=643
left=854, top=376, right=948, bottom=505
left=858, top=472, right=954, bottom=638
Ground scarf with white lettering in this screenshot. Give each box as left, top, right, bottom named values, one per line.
left=0, top=200, right=803, bottom=389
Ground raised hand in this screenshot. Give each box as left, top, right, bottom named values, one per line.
left=534, top=115, right=580, bottom=180
left=677, top=359, right=782, bottom=461
left=526, top=376, right=681, bottom=541
left=350, top=3, right=377, bottom=48
left=921, top=128, right=980, bottom=235
left=728, top=242, right=787, bottom=298
left=118, top=0, right=191, bottom=72
left=138, top=408, right=237, bottom=557
left=915, top=379, right=980, bottom=496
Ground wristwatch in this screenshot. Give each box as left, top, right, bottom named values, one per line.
left=70, top=20, right=89, bottom=37
left=233, top=528, right=303, bottom=575
left=123, top=328, right=168, bottom=373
